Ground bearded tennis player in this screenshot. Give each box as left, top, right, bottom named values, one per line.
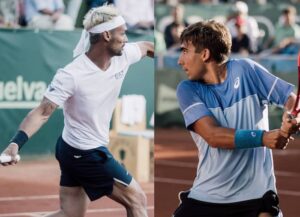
left=1, top=5, right=154, bottom=217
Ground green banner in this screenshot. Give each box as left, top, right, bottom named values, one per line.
left=0, top=29, right=154, bottom=155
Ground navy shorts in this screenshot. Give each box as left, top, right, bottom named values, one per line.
left=173, top=190, right=280, bottom=217
left=55, top=136, right=132, bottom=201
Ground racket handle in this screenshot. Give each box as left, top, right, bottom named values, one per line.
left=0, top=154, right=20, bottom=163
left=288, top=113, right=295, bottom=120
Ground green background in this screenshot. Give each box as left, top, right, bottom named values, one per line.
left=0, top=29, right=154, bottom=155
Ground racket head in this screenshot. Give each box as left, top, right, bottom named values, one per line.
left=291, top=52, right=300, bottom=116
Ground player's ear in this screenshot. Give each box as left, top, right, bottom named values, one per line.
left=202, top=48, right=210, bottom=62
left=103, top=31, right=111, bottom=42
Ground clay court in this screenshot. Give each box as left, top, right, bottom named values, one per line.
left=155, top=128, right=300, bottom=217
left=0, top=158, right=154, bottom=217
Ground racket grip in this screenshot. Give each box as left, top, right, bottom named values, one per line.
left=0, top=154, right=20, bottom=163
left=288, top=113, right=295, bottom=120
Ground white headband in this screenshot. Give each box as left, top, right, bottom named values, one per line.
left=73, top=16, right=126, bottom=57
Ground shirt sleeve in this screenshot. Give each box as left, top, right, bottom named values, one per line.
left=124, top=43, right=142, bottom=65
left=33, top=0, right=48, bottom=11
left=176, top=81, right=213, bottom=129
left=54, top=0, right=65, bottom=10
left=248, top=59, right=294, bottom=107
left=44, top=69, right=76, bottom=107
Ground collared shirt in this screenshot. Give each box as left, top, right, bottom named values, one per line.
left=177, top=58, right=293, bottom=203
left=44, top=43, right=142, bottom=150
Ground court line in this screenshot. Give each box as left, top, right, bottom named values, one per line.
left=156, top=177, right=300, bottom=197
left=278, top=190, right=300, bottom=197
left=0, top=195, right=58, bottom=202
left=273, top=150, right=300, bottom=156
left=156, top=160, right=196, bottom=168
left=155, top=177, right=192, bottom=185
left=0, top=190, right=154, bottom=202
left=0, top=206, right=154, bottom=217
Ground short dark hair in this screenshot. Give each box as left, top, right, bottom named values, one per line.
left=89, top=33, right=100, bottom=44
left=282, top=5, right=297, bottom=15
left=180, top=20, right=232, bottom=63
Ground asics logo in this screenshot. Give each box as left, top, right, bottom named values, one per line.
left=234, top=77, right=240, bottom=89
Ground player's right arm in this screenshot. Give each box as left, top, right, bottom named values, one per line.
left=191, top=116, right=289, bottom=150
left=1, top=97, right=58, bottom=166
left=176, top=80, right=289, bottom=150
left=18, top=97, right=58, bottom=137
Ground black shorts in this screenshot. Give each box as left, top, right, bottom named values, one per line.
left=173, top=190, right=280, bottom=217
left=55, top=136, right=132, bottom=201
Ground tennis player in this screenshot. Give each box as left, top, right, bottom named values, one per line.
left=173, top=20, right=299, bottom=217
left=1, top=5, right=153, bottom=217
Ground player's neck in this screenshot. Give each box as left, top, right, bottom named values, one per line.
left=86, top=46, right=112, bottom=71
left=204, top=62, right=227, bottom=84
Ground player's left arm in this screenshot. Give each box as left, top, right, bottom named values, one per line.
left=137, top=41, right=154, bottom=58
left=281, top=92, right=300, bottom=136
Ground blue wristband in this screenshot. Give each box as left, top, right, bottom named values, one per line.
left=234, top=130, right=264, bottom=149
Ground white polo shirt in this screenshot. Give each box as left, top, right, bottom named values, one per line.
left=44, top=43, right=142, bottom=150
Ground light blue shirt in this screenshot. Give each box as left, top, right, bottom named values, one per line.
left=24, top=0, right=65, bottom=22
left=176, top=58, right=293, bottom=203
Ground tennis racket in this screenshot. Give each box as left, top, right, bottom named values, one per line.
left=0, top=154, right=20, bottom=163
left=289, top=52, right=300, bottom=123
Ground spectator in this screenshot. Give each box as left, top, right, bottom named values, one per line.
left=114, top=0, right=154, bottom=30
left=231, top=15, right=252, bottom=55
left=0, top=0, right=20, bottom=28
left=87, top=0, right=114, bottom=9
left=66, top=0, right=83, bottom=24
left=271, top=5, right=300, bottom=54
left=226, top=1, right=259, bottom=53
left=164, top=4, right=188, bottom=50
left=155, top=29, right=166, bottom=53
left=24, top=0, right=74, bottom=30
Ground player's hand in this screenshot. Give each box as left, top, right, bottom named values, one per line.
left=51, top=12, right=61, bottom=22
left=1, top=143, right=19, bottom=166
left=262, top=129, right=290, bottom=149
left=281, top=112, right=300, bottom=136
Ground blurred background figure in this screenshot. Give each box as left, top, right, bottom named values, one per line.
left=66, top=0, right=114, bottom=25
left=164, top=4, right=188, bottom=51
left=226, top=1, right=259, bottom=53
left=114, top=0, right=154, bottom=31
left=87, top=0, right=114, bottom=9
left=271, top=5, right=300, bottom=54
left=155, top=29, right=167, bottom=53
left=231, top=15, right=252, bottom=55
left=0, top=0, right=20, bottom=28
left=24, top=0, right=74, bottom=30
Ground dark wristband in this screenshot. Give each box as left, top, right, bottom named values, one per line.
left=9, top=130, right=29, bottom=150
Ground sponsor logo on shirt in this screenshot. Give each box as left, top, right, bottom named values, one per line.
left=234, top=77, right=240, bottom=89
left=114, top=70, right=125, bottom=79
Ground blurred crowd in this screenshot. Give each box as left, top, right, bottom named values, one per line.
left=2, top=0, right=300, bottom=56
left=156, top=0, right=300, bottom=4
left=0, top=0, right=154, bottom=31
left=155, top=0, right=300, bottom=55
